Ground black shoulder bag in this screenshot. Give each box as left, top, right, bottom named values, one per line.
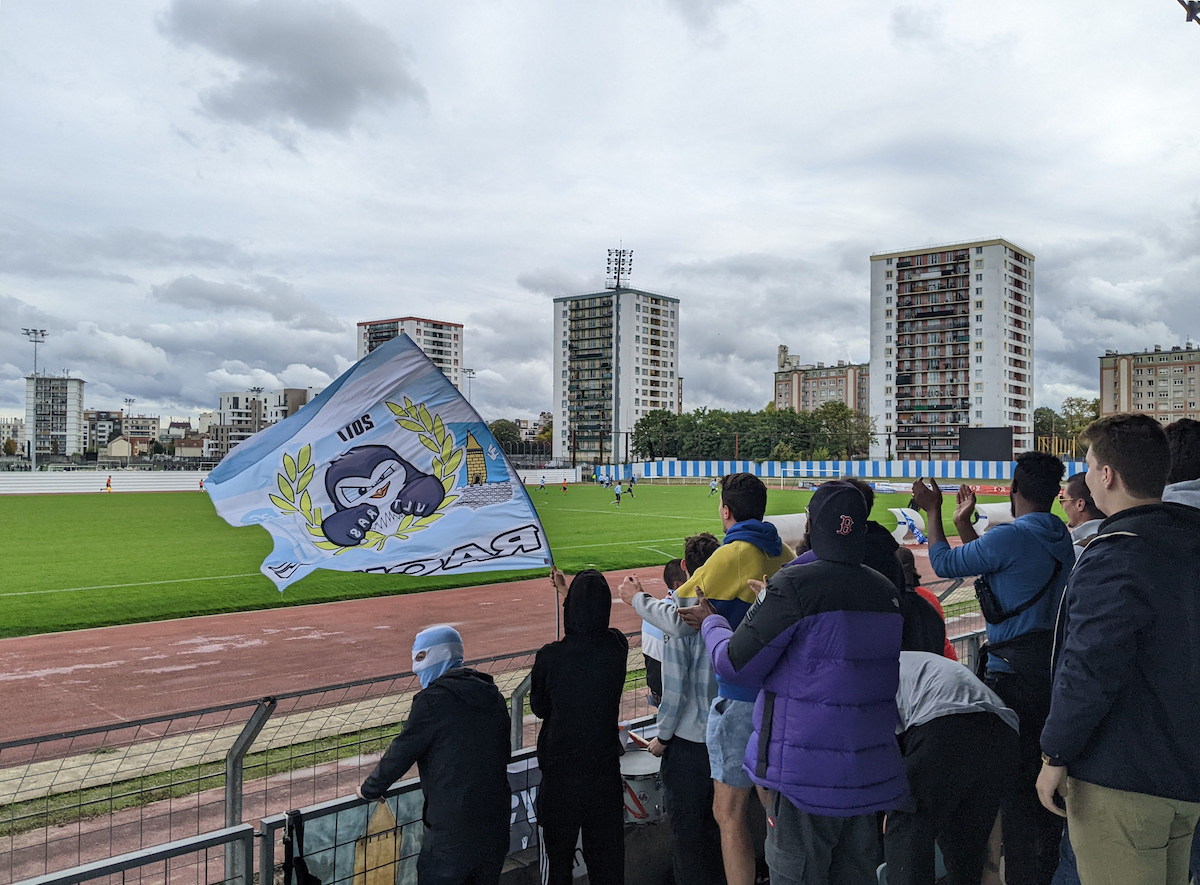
left=974, top=558, right=1063, bottom=626
left=284, top=809, right=323, bottom=885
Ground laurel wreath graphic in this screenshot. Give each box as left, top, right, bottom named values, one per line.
left=270, top=399, right=463, bottom=554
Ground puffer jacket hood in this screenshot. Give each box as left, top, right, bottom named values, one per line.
left=1163, top=479, right=1200, bottom=509
left=563, top=569, right=612, bottom=635
left=808, top=481, right=868, bottom=565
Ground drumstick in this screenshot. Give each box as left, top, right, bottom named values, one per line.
left=626, top=731, right=651, bottom=749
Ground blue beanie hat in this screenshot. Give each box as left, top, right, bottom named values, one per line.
left=412, top=625, right=464, bottom=688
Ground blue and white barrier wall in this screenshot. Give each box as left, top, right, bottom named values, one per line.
left=595, top=460, right=1088, bottom=482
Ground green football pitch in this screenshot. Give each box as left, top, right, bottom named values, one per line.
left=0, top=483, right=1023, bottom=638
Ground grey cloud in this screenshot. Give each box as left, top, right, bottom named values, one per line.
left=665, top=0, right=738, bottom=33
left=151, top=274, right=345, bottom=331
left=890, top=5, right=946, bottom=46
left=662, top=252, right=869, bottom=410
left=160, top=0, right=424, bottom=135
left=0, top=217, right=252, bottom=282
left=516, top=267, right=598, bottom=297
left=464, top=302, right=553, bottom=420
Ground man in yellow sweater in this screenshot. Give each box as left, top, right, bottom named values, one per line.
left=678, top=473, right=794, bottom=885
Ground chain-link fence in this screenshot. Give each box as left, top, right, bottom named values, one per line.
left=1, top=637, right=648, bottom=885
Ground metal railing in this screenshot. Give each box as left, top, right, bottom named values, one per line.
left=0, top=637, right=647, bottom=885
left=14, top=826, right=253, bottom=885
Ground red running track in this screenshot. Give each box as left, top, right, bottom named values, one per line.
left=0, top=544, right=954, bottom=744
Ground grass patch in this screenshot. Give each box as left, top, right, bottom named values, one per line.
left=0, top=484, right=1040, bottom=637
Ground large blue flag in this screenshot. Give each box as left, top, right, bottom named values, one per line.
left=206, top=335, right=552, bottom=590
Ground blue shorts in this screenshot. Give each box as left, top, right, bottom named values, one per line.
left=706, top=696, right=755, bottom=789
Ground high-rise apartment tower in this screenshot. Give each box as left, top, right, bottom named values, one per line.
left=356, top=317, right=463, bottom=389
left=552, top=288, right=680, bottom=464
left=869, top=238, right=1035, bottom=460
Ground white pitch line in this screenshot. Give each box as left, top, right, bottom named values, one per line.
left=639, top=546, right=675, bottom=558
left=554, top=537, right=683, bottom=550
left=554, top=508, right=715, bottom=521
left=0, top=573, right=263, bottom=598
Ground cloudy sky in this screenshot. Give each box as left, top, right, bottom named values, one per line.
left=2, top=0, right=1199, bottom=424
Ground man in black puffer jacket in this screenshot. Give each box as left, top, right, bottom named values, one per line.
left=533, top=568, right=630, bottom=885
left=359, top=625, right=511, bottom=885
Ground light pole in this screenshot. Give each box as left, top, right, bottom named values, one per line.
left=248, top=387, right=264, bottom=433
left=123, top=398, right=135, bottom=466
left=462, top=369, right=476, bottom=404
left=22, top=329, right=47, bottom=471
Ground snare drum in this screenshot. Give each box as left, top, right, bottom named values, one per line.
left=619, top=750, right=665, bottom=824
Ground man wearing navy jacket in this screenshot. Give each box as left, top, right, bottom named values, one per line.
left=1038, top=414, right=1200, bottom=885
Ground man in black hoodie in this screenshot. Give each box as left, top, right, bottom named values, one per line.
left=532, top=568, right=629, bottom=885
left=791, top=478, right=946, bottom=656
left=1038, top=414, right=1200, bottom=885
left=358, top=625, right=511, bottom=885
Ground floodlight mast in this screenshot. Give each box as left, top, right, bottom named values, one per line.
left=605, top=247, right=633, bottom=290
left=21, top=329, right=47, bottom=471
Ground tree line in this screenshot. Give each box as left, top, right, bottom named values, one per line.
left=632, top=401, right=875, bottom=461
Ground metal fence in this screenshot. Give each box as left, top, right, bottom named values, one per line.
left=14, top=826, right=253, bottom=885
left=0, top=637, right=649, bottom=885
left=4, top=595, right=986, bottom=885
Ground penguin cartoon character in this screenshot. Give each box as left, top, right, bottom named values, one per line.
left=320, top=445, right=446, bottom=547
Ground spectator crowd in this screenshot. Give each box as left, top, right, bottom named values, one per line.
left=355, top=414, right=1200, bottom=885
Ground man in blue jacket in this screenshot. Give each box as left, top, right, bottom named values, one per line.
left=911, top=452, right=1075, bottom=885
left=1037, top=414, right=1200, bottom=885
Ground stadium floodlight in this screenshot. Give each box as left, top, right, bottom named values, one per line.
left=21, top=328, right=47, bottom=377
left=605, top=247, right=633, bottom=290
left=462, top=368, right=476, bottom=403
left=21, top=329, right=48, bottom=471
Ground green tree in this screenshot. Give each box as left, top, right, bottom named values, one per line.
left=535, top=416, right=552, bottom=444
left=488, top=419, right=521, bottom=446
left=2, top=438, right=16, bottom=457
left=1060, top=397, right=1100, bottom=434
left=1034, top=406, right=1060, bottom=438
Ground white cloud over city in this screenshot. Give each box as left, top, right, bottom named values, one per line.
left=2, top=0, right=1199, bottom=424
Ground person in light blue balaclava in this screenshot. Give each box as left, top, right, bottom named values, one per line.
left=359, top=624, right=511, bottom=884
left=411, top=624, right=464, bottom=688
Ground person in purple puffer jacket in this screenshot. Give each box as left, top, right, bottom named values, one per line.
left=681, top=480, right=909, bottom=885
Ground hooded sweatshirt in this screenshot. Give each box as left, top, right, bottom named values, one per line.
left=675, top=519, right=794, bottom=702
left=531, top=570, right=629, bottom=774
left=701, top=482, right=909, bottom=816
left=1163, top=478, right=1200, bottom=510
left=928, top=511, right=1074, bottom=673
left=360, top=667, right=511, bottom=856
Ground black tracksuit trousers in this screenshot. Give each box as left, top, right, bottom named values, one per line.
left=538, top=764, right=624, bottom=885
left=884, top=711, right=1018, bottom=885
